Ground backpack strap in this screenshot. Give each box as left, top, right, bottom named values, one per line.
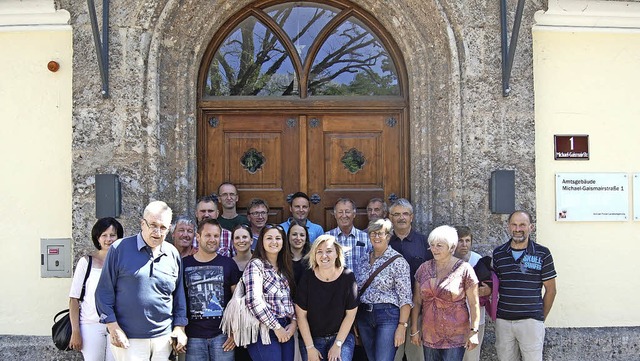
left=78, top=256, right=92, bottom=302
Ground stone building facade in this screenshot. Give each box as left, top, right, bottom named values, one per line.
left=66, top=0, right=538, bottom=258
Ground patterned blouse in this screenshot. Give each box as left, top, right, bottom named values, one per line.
left=356, top=246, right=413, bottom=308
left=415, top=259, right=478, bottom=348
left=243, top=258, right=295, bottom=330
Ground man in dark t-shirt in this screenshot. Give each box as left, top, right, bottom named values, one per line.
left=217, top=182, right=249, bottom=231
left=183, top=218, right=241, bottom=361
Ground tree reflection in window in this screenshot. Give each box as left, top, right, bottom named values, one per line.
left=205, top=17, right=296, bottom=96
left=203, top=2, right=400, bottom=97
left=309, top=17, right=398, bottom=96
left=265, top=2, right=339, bottom=62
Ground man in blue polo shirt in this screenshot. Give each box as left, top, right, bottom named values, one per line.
left=96, top=201, right=188, bottom=361
left=279, top=192, right=324, bottom=243
left=493, top=210, right=557, bottom=361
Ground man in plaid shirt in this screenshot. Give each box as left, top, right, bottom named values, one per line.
left=325, top=198, right=372, bottom=276
left=196, top=194, right=235, bottom=257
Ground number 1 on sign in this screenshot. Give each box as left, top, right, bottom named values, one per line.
left=569, top=137, right=574, bottom=150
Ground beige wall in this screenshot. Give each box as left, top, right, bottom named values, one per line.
left=533, top=1, right=640, bottom=327
left=0, top=1, right=72, bottom=335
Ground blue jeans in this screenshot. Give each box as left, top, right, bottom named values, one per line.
left=356, top=303, right=400, bottom=361
left=247, top=318, right=295, bottom=361
left=423, top=346, right=465, bottom=361
left=185, top=334, right=234, bottom=361
left=299, top=333, right=355, bottom=361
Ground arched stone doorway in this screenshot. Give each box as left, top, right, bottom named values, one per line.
left=149, top=0, right=461, bottom=231
left=196, top=0, right=411, bottom=230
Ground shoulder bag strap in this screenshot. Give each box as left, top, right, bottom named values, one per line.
left=358, top=254, right=402, bottom=297
left=78, top=256, right=92, bottom=302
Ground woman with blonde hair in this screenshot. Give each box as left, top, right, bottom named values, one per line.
left=296, top=235, right=358, bottom=361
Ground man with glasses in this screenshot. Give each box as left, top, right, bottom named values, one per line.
left=325, top=198, right=371, bottom=276
left=388, top=198, right=432, bottom=361
left=96, top=201, right=187, bottom=361
left=246, top=198, right=270, bottom=250
left=279, top=191, right=324, bottom=243
left=195, top=194, right=234, bottom=257
left=217, top=182, right=249, bottom=231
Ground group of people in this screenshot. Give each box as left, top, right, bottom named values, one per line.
left=68, top=182, right=557, bottom=361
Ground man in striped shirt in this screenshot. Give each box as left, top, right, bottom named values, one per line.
left=493, top=210, right=557, bottom=361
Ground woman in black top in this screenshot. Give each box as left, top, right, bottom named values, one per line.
left=295, top=235, right=359, bottom=361
left=288, top=220, right=310, bottom=284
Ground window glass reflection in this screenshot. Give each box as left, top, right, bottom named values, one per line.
left=204, top=16, right=297, bottom=96
left=308, top=17, right=399, bottom=96
left=264, top=2, right=339, bottom=62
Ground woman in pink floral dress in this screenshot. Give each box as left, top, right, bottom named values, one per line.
left=410, top=225, right=480, bottom=361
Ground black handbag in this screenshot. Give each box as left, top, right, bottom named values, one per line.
left=52, top=256, right=92, bottom=351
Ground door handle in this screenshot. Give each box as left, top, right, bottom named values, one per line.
left=310, top=194, right=321, bottom=205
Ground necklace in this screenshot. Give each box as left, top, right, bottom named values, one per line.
left=316, top=268, right=338, bottom=281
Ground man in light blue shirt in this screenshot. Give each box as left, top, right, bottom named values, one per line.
left=325, top=198, right=371, bottom=275
left=279, top=191, right=324, bottom=243
left=96, top=201, right=188, bottom=361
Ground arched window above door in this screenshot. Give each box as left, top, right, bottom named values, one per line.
left=202, top=1, right=401, bottom=98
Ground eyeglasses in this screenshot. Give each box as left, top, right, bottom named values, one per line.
left=335, top=210, right=354, bottom=216
left=233, top=224, right=251, bottom=232
left=143, top=219, right=169, bottom=235
left=390, top=212, right=412, bottom=217
left=249, top=211, right=268, bottom=217
left=264, top=223, right=284, bottom=231
left=369, top=231, right=388, bottom=238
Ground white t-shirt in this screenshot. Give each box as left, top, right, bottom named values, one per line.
left=68, top=256, right=102, bottom=324
left=467, top=251, right=486, bottom=325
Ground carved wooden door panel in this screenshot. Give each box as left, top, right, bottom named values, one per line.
left=199, top=113, right=300, bottom=223
left=306, top=113, right=404, bottom=231
left=199, top=112, right=405, bottom=230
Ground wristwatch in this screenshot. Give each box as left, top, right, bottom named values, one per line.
left=399, top=321, right=408, bottom=328
left=335, top=340, right=343, bottom=348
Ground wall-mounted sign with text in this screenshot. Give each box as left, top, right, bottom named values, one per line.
left=554, top=135, right=589, bottom=160
left=556, top=173, right=628, bottom=221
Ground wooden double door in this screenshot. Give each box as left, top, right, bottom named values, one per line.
left=198, top=112, right=408, bottom=231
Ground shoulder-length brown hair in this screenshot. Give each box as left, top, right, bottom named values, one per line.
left=252, top=224, right=296, bottom=293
